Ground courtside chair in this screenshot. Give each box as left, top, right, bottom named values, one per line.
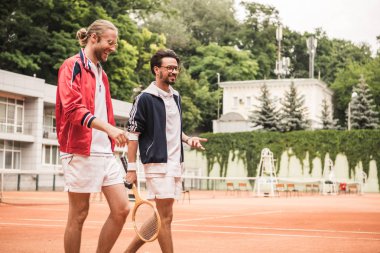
left=275, top=183, right=286, bottom=197
left=226, top=182, right=236, bottom=195
left=305, top=184, right=313, bottom=195
left=338, top=183, right=347, bottom=194
left=347, top=183, right=359, bottom=195
left=237, top=182, right=249, bottom=195
left=286, top=183, right=300, bottom=197
left=312, top=184, right=320, bottom=194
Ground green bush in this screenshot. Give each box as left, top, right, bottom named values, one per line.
left=201, top=130, right=380, bottom=190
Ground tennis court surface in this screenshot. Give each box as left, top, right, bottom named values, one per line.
left=1, top=191, right=380, bottom=253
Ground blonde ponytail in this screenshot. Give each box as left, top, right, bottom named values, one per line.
left=76, top=28, right=88, bottom=47
left=76, top=19, right=118, bottom=47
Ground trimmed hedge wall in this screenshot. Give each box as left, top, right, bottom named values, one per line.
left=200, top=130, right=380, bottom=190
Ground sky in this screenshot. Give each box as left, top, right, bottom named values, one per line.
left=235, top=0, right=380, bottom=55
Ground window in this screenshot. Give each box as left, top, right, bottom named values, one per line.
left=0, top=96, right=24, bottom=134
left=43, top=110, right=56, bottom=134
left=0, top=103, right=6, bottom=131
left=43, top=145, right=61, bottom=165
left=233, top=97, right=238, bottom=107
left=0, top=140, right=21, bottom=169
left=246, top=96, right=251, bottom=107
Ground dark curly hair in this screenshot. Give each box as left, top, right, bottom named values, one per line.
left=150, top=49, right=180, bottom=75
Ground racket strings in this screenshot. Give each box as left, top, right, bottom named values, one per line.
left=134, top=203, right=160, bottom=241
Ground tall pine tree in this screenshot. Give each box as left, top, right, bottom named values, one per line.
left=350, top=76, right=379, bottom=129
left=279, top=82, right=310, bottom=131
left=320, top=98, right=338, bottom=129
left=249, top=83, right=279, bottom=131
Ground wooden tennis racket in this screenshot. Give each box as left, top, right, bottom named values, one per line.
left=120, top=156, right=161, bottom=242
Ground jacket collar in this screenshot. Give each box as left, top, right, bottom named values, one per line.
left=79, top=48, right=93, bottom=71
left=143, top=81, right=179, bottom=97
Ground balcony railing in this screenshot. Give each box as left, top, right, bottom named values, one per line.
left=43, top=125, right=57, bottom=139
left=0, top=122, right=32, bottom=135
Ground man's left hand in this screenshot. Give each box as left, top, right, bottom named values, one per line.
left=187, top=137, right=208, bottom=150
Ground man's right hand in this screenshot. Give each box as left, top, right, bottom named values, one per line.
left=107, top=125, right=128, bottom=147
left=125, top=171, right=137, bottom=184
left=89, top=118, right=128, bottom=147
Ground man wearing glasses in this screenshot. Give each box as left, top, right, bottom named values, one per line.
left=125, top=49, right=207, bottom=253
left=56, top=19, right=129, bottom=253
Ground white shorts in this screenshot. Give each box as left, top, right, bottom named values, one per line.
left=145, top=176, right=182, bottom=200
left=61, top=155, right=124, bottom=193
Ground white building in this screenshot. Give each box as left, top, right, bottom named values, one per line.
left=213, top=78, right=333, bottom=133
left=0, top=69, right=132, bottom=190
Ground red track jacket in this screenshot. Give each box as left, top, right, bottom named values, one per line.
left=56, top=49, right=115, bottom=155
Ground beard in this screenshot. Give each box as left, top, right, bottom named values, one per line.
left=160, top=72, right=176, bottom=85
left=94, top=47, right=107, bottom=63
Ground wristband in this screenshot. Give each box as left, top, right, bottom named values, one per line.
left=128, top=132, right=139, bottom=141
left=127, top=162, right=137, bottom=171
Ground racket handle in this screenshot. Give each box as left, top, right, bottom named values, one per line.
left=124, top=181, right=133, bottom=189
left=120, top=156, right=128, bottom=173
left=120, top=156, right=132, bottom=189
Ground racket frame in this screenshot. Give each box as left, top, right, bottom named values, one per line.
left=130, top=183, right=161, bottom=242
left=120, top=154, right=161, bottom=242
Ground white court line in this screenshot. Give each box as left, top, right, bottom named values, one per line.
left=174, top=210, right=283, bottom=222
left=1, top=218, right=107, bottom=225
left=0, top=222, right=134, bottom=230
left=11, top=218, right=380, bottom=236
left=173, top=223, right=380, bottom=235
left=1, top=222, right=379, bottom=242
left=173, top=210, right=380, bottom=236
left=20, top=218, right=105, bottom=224
left=0, top=222, right=80, bottom=228
left=0, top=208, right=67, bottom=212
left=170, top=229, right=380, bottom=241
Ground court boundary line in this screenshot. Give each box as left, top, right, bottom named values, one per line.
left=173, top=223, right=380, bottom=235
left=174, top=210, right=283, bottom=222
left=1, top=222, right=379, bottom=242
left=171, top=229, right=380, bottom=241
left=10, top=218, right=380, bottom=236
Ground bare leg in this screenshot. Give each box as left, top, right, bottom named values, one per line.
left=156, top=198, right=175, bottom=253
left=96, top=183, right=130, bottom=253
left=125, top=237, right=144, bottom=252
left=64, top=192, right=90, bottom=253
left=124, top=215, right=157, bottom=253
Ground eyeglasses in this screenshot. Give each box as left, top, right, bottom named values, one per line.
left=106, top=39, right=118, bottom=48
left=160, top=65, right=181, bottom=73
left=91, top=33, right=118, bottom=48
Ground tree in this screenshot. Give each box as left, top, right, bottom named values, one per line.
left=330, top=57, right=380, bottom=125
left=249, top=83, right=279, bottom=131
left=314, top=29, right=372, bottom=85
left=279, top=82, right=310, bottom=131
left=174, top=70, right=219, bottom=132
left=173, top=70, right=202, bottom=133
left=144, top=0, right=239, bottom=59
left=189, top=43, right=258, bottom=89
left=0, top=0, right=167, bottom=102
left=237, top=1, right=279, bottom=79
left=181, top=96, right=201, bottom=133
left=320, top=98, right=338, bottom=129
left=350, top=76, right=379, bottom=129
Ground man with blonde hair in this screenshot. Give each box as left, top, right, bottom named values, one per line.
left=56, top=19, right=129, bottom=253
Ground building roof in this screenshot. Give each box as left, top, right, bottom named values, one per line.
left=219, top=78, right=333, bottom=96
left=219, top=112, right=246, bottom=122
